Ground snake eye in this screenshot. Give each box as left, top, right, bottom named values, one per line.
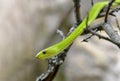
left=42, top=51, right=46, bottom=54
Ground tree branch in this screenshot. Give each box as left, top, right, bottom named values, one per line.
left=36, top=0, right=81, bottom=81
left=36, top=1, right=120, bottom=81
left=102, top=23, right=120, bottom=47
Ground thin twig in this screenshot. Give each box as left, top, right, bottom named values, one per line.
left=104, top=0, right=115, bottom=22
left=88, top=29, right=120, bottom=47
left=73, top=0, right=81, bottom=25
left=91, top=0, right=94, bottom=6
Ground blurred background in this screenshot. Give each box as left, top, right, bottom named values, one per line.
left=0, top=0, right=120, bottom=81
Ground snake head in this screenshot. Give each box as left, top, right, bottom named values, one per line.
left=36, top=46, right=59, bottom=59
